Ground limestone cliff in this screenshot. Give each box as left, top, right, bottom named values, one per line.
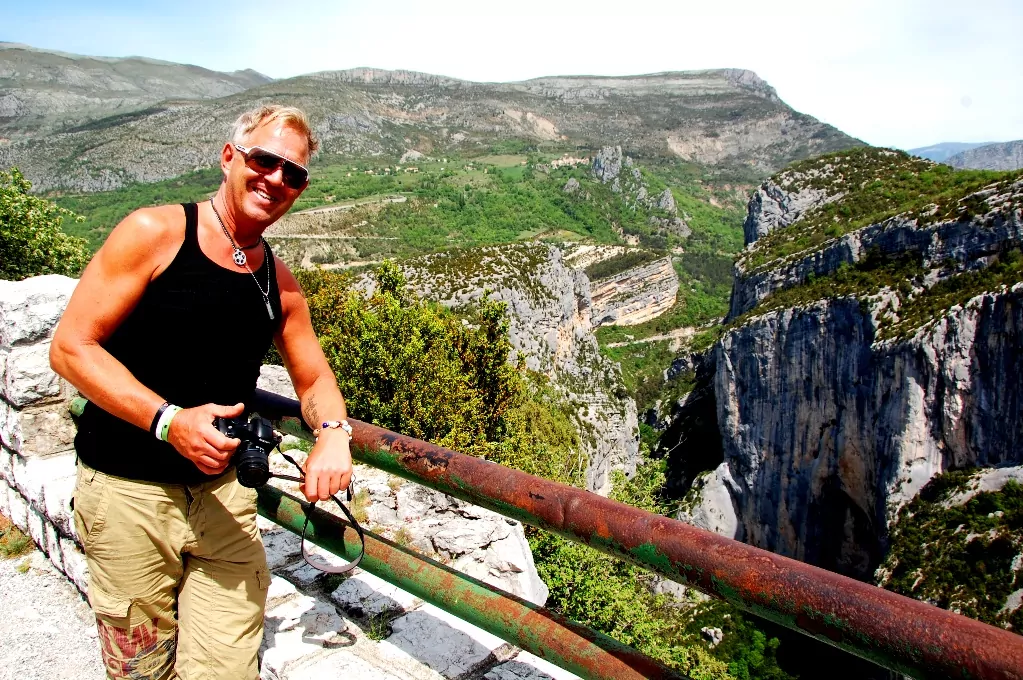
left=393, top=243, right=640, bottom=495
left=680, top=148, right=1023, bottom=579
left=587, top=256, right=679, bottom=326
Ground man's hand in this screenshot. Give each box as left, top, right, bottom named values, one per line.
left=167, top=402, right=244, bottom=475
left=302, top=429, right=353, bottom=502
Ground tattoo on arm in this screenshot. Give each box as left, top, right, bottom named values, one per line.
left=303, top=394, right=319, bottom=427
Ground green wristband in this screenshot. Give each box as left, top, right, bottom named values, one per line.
left=156, top=405, right=182, bottom=442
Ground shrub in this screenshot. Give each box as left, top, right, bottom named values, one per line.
left=0, top=168, right=90, bottom=280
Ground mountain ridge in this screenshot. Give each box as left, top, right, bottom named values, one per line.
left=947, top=140, right=1023, bottom=171
left=0, top=45, right=862, bottom=193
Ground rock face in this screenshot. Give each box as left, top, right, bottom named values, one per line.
left=681, top=151, right=1023, bottom=579
left=397, top=244, right=640, bottom=495
left=588, top=257, right=679, bottom=326
left=946, top=140, right=1023, bottom=171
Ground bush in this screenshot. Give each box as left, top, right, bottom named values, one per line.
left=1, top=168, right=90, bottom=280
left=289, top=262, right=522, bottom=453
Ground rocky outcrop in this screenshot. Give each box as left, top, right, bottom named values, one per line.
left=679, top=152, right=1023, bottom=580
left=731, top=158, right=1023, bottom=318
left=589, top=256, right=679, bottom=326
left=947, top=140, right=1023, bottom=171
left=701, top=286, right=1023, bottom=579
left=397, top=244, right=640, bottom=494
left=741, top=178, right=838, bottom=245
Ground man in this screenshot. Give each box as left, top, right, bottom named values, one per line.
left=49, top=104, right=352, bottom=679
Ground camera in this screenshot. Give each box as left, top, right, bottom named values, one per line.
left=214, top=415, right=281, bottom=488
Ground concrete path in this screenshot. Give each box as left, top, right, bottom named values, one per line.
left=0, top=550, right=105, bottom=680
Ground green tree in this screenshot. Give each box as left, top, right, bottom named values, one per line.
left=1, top=167, right=90, bottom=281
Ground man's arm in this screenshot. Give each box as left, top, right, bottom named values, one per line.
left=273, top=259, right=353, bottom=502
left=50, top=206, right=241, bottom=475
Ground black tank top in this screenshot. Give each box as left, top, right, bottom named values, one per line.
left=75, top=203, right=283, bottom=484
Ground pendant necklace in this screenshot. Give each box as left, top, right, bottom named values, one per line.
left=209, top=198, right=275, bottom=320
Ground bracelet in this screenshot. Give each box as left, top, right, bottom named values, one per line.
left=155, top=405, right=182, bottom=442
left=149, top=402, right=170, bottom=437
left=313, top=419, right=353, bottom=438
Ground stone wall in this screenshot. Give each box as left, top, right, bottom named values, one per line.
left=0, top=274, right=575, bottom=680
left=0, top=274, right=88, bottom=592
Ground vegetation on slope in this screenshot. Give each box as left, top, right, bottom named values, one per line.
left=741, top=147, right=1022, bottom=271
left=878, top=470, right=1022, bottom=633
left=725, top=244, right=1023, bottom=345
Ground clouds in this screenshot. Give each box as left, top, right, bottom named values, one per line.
left=3, top=0, right=1020, bottom=148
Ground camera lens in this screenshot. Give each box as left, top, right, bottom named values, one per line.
left=235, top=444, right=271, bottom=488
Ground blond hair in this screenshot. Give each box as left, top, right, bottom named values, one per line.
left=230, top=104, right=320, bottom=154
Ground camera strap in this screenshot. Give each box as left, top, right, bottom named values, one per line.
left=274, top=451, right=366, bottom=575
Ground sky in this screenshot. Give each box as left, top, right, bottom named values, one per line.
left=3, top=0, right=1021, bottom=150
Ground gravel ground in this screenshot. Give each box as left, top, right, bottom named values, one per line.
left=0, top=549, right=105, bottom=680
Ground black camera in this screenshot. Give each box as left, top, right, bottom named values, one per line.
left=214, top=415, right=281, bottom=488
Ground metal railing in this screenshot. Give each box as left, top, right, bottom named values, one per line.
left=73, top=393, right=1023, bottom=679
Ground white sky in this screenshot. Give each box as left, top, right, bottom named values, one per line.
left=4, top=0, right=1021, bottom=149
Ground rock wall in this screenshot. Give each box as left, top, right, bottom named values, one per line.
left=398, top=244, right=640, bottom=494
left=588, top=256, right=679, bottom=326
left=0, top=275, right=88, bottom=592
left=0, top=275, right=574, bottom=680
left=678, top=160, right=1023, bottom=580
left=691, top=287, right=1023, bottom=579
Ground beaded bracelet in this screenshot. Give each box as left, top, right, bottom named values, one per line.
left=313, top=419, right=353, bottom=438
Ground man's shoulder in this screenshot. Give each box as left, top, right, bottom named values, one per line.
left=122, top=204, right=187, bottom=234
left=98, top=204, right=188, bottom=273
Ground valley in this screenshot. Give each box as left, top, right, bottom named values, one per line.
left=4, top=41, right=1022, bottom=679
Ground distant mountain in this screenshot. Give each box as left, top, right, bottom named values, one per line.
left=0, top=46, right=864, bottom=193
left=0, top=42, right=272, bottom=139
left=946, top=140, right=1023, bottom=171
left=907, top=142, right=994, bottom=163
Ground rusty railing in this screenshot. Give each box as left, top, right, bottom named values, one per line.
left=250, top=388, right=1023, bottom=680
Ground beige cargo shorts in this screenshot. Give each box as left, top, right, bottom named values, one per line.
left=73, top=462, right=271, bottom=680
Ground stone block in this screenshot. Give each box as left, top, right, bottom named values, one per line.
left=2, top=341, right=64, bottom=407
left=0, top=445, right=13, bottom=482
left=382, top=604, right=508, bottom=678
left=330, top=570, right=421, bottom=618
left=485, top=652, right=580, bottom=680
left=42, top=460, right=77, bottom=537
left=61, top=535, right=89, bottom=594
left=266, top=575, right=299, bottom=609
left=27, top=506, right=46, bottom=549
left=0, top=478, right=9, bottom=519
left=262, top=525, right=304, bottom=571
left=257, top=364, right=298, bottom=401
left=11, top=450, right=76, bottom=515
left=8, top=488, right=28, bottom=531
left=45, top=521, right=64, bottom=573
left=261, top=593, right=353, bottom=678
left=0, top=398, right=77, bottom=457
left=283, top=649, right=410, bottom=680
left=0, top=275, right=77, bottom=349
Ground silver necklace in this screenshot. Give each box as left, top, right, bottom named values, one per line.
left=209, top=198, right=274, bottom=320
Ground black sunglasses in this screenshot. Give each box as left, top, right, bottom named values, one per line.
left=233, top=144, right=309, bottom=190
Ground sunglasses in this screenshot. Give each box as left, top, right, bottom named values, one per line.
left=233, top=144, right=309, bottom=190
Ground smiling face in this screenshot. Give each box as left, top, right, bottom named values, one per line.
left=221, top=118, right=311, bottom=229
